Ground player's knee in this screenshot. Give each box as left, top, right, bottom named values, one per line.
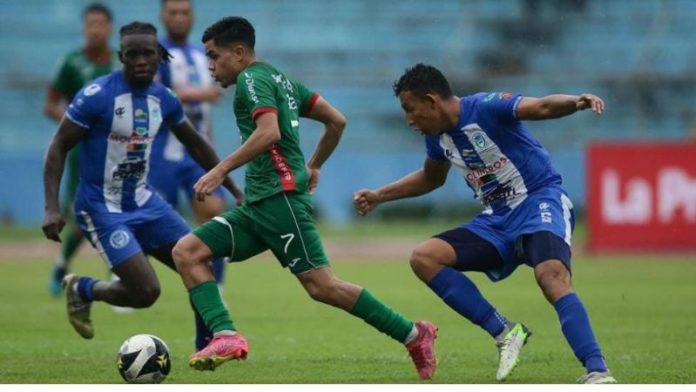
left=132, top=283, right=161, bottom=308
left=172, top=235, right=202, bottom=270
left=409, top=246, right=440, bottom=281
left=534, top=261, right=571, bottom=301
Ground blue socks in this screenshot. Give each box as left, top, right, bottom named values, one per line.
left=76, top=276, right=98, bottom=302
left=212, top=258, right=225, bottom=284
left=428, top=267, right=507, bottom=337
left=554, top=293, right=607, bottom=373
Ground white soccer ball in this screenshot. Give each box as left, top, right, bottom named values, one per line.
left=117, top=334, right=171, bottom=384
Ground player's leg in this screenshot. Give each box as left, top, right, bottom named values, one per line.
left=525, top=241, right=614, bottom=381
left=410, top=226, right=529, bottom=380
left=191, top=194, right=227, bottom=284
left=49, top=146, right=85, bottom=296
left=256, top=192, right=436, bottom=380
left=62, top=216, right=163, bottom=339
left=183, top=161, right=228, bottom=286
left=137, top=207, right=216, bottom=351
left=172, top=207, right=266, bottom=370
left=523, top=189, right=614, bottom=383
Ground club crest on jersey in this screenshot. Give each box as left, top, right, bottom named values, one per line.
left=109, top=230, right=130, bottom=249
left=471, top=131, right=488, bottom=150
left=84, top=83, right=101, bottom=96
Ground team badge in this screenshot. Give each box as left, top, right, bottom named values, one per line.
left=84, top=84, right=101, bottom=96
left=109, top=230, right=130, bottom=249
left=472, top=130, right=488, bottom=150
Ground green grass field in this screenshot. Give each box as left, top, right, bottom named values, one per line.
left=0, top=223, right=695, bottom=383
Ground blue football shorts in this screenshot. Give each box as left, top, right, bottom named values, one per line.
left=434, top=186, right=575, bottom=282
left=75, top=196, right=190, bottom=268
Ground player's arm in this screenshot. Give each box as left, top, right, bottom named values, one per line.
left=168, top=119, right=244, bottom=203
left=42, top=118, right=86, bottom=241
left=44, top=87, right=67, bottom=123
left=353, top=158, right=450, bottom=216
left=305, top=97, right=346, bottom=194
left=192, top=112, right=280, bottom=201
left=516, top=94, right=604, bottom=121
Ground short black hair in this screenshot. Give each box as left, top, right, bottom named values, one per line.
left=393, top=63, right=453, bottom=99
left=201, top=16, right=255, bottom=50
left=119, top=21, right=172, bottom=63
left=83, top=2, right=113, bottom=22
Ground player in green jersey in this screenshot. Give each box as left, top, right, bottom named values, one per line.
left=169, top=17, right=438, bottom=380
left=44, top=3, right=121, bottom=297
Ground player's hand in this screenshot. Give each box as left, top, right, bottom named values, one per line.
left=194, top=168, right=225, bottom=202
left=576, top=94, right=604, bottom=115
left=42, top=210, right=65, bottom=242
left=232, top=186, right=245, bottom=206
left=307, top=166, right=320, bottom=195
left=353, top=189, right=381, bottom=216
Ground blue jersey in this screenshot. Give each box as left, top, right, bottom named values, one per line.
left=65, top=70, right=186, bottom=214
left=154, top=38, right=214, bottom=163
left=425, top=92, right=562, bottom=215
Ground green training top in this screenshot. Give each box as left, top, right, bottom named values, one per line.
left=234, top=62, right=320, bottom=204
left=51, top=48, right=120, bottom=99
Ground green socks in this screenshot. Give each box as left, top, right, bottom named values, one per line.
left=350, top=288, right=414, bottom=343
left=189, top=280, right=235, bottom=333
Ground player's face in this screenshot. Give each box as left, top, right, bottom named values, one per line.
left=398, top=91, right=443, bottom=135
left=83, top=11, right=112, bottom=49
left=120, top=34, right=161, bottom=87
left=161, top=0, right=193, bottom=41
left=204, top=40, right=244, bottom=88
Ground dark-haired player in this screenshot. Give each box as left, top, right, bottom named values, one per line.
left=170, top=16, right=438, bottom=380
left=42, top=21, right=242, bottom=341
left=354, top=63, right=616, bottom=384
left=45, top=3, right=120, bottom=297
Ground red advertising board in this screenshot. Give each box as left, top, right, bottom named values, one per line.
left=587, top=143, right=696, bottom=251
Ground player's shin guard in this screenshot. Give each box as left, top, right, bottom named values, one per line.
left=554, top=293, right=608, bottom=373
left=189, top=281, right=235, bottom=333
left=349, top=288, right=414, bottom=343
left=428, top=267, right=507, bottom=337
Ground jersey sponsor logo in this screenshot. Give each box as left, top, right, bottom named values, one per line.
left=113, top=156, right=147, bottom=180
left=115, top=107, right=126, bottom=118
left=84, top=83, right=101, bottom=96
left=481, top=181, right=519, bottom=204
left=134, top=108, right=148, bottom=123
left=150, top=107, right=162, bottom=124
left=244, top=72, right=259, bottom=103
left=465, top=157, right=508, bottom=183
left=269, top=144, right=296, bottom=191
left=109, top=230, right=130, bottom=249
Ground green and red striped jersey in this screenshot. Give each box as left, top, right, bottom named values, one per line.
left=233, top=62, right=320, bottom=203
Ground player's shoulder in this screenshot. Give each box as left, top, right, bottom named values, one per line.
left=148, top=80, right=181, bottom=106
left=79, top=72, right=115, bottom=97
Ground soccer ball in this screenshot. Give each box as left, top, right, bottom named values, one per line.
left=117, top=334, right=171, bottom=384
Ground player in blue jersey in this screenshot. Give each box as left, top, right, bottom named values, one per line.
left=150, top=0, right=240, bottom=350
left=42, top=21, right=242, bottom=341
left=353, top=64, right=616, bottom=384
